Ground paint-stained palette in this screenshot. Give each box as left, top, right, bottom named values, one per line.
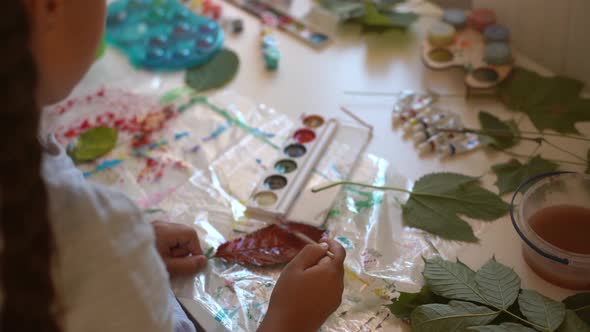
left=422, top=9, right=514, bottom=90
left=246, top=114, right=339, bottom=227
left=106, top=0, right=224, bottom=71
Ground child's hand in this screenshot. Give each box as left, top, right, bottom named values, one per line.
left=259, top=240, right=346, bottom=332
left=151, top=221, right=208, bottom=276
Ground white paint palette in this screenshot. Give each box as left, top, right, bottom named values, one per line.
left=245, top=114, right=368, bottom=227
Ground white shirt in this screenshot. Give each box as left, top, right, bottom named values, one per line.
left=40, top=135, right=196, bottom=332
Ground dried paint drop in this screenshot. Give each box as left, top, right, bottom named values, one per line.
left=284, top=144, right=306, bottom=158
left=274, top=159, right=297, bottom=174
left=303, top=115, right=324, bottom=128
left=253, top=192, right=278, bottom=206
left=264, top=175, right=288, bottom=190
left=472, top=67, right=499, bottom=83
left=428, top=48, right=454, bottom=63
left=68, top=126, right=118, bottom=164
left=293, top=129, right=316, bottom=144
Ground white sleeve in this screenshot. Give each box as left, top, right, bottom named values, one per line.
left=170, top=291, right=198, bottom=332
left=43, top=141, right=192, bottom=332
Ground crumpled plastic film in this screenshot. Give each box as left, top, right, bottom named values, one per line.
left=45, top=88, right=492, bottom=331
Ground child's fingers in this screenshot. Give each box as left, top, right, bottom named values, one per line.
left=170, top=247, right=191, bottom=257
left=317, top=256, right=332, bottom=266
left=320, top=239, right=346, bottom=265
left=164, top=255, right=208, bottom=276
left=288, top=243, right=329, bottom=271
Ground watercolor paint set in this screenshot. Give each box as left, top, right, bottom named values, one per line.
left=224, top=0, right=331, bottom=49
left=422, top=8, right=513, bottom=90
left=245, top=115, right=339, bottom=227
left=106, top=0, right=224, bottom=71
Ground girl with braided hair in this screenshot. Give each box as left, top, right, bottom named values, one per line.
left=1, top=1, right=346, bottom=331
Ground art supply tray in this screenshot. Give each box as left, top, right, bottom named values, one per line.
left=422, top=9, right=514, bottom=89
left=106, top=0, right=224, bottom=71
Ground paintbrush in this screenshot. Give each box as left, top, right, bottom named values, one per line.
left=278, top=223, right=335, bottom=258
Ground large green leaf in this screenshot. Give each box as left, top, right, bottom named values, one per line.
left=423, top=257, right=484, bottom=303
left=518, top=290, right=566, bottom=331
left=402, top=173, right=510, bottom=242
left=388, top=286, right=448, bottom=321
left=474, top=258, right=521, bottom=309
left=557, top=310, right=590, bottom=332
left=468, top=323, right=537, bottom=332
left=491, top=156, right=559, bottom=195
left=411, top=300, right=499, bottom=332
left=185, top=49, right=239, bottom=93
left=69, top=126, right=118, bottom=163
left=478, top=111, right=521, bottom=149
left=497, top=67, right=590, bottom=134
left=563, top=293, right=590, bottom=325
left=423, top=257, right=520, bottom=310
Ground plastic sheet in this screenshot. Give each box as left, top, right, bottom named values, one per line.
left=43, top=88, right=490, bottom=331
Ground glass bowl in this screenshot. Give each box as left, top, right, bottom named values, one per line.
left=510, top=172, right=590, bottom=290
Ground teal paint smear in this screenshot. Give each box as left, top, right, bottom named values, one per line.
left=176, top=96, right=281, bottom=150
left=174, top=131, right=190, bottom=140
left=83, top=159, right=123, bottom=177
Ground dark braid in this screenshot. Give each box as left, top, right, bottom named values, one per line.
left=0, top=1, right=60, bottom=331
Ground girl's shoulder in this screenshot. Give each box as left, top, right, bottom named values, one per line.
left=40, top=136, right=175, bottom=332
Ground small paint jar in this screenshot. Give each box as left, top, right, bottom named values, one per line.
left=427, top=21, right=456, bottom=47
left=484, top=42, right=512, bottom=65
left=443, top=9, right=466, bottom=29
left=468, top=8, right=496, bottom=32
left=511, top=172, right=590, bottom=290
left=484, top=24, right=510, bottom=43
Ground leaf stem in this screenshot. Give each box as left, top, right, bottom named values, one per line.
left=500, top=309, right=547, bottom=330
left=493, top=147, right=587, bottom=166
left=312, top=181, right=412, bottom=194
left=541, top=138, right=588, bottom=163
left=437, top=127, right=590, bottom=143
left=312, top=181, right=479, bottom=204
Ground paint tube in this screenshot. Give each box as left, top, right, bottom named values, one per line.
left=438, top=134, right=481, bottom=158
left=417, top=132, right=466, bottom=155
left=391, top=92, right=436, bottom=126
left=392, top=106, right=432, bottom=126
left=402, top=109, right=454, bottom=134
left=411, top=116, right=461, bottom=143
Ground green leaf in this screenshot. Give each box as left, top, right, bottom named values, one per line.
left=475, top=258, right=521, bottom=309
left=358, top=3, right=417, bottom=29
left=411, top=300, right=499, bottom=332
left=423, top=257, right=483, bottom=303
left=563, top=293, right=590, bottom=325
left=531, top=98, right=590, bottom=134
left=402, top=173, right=510, bottom=242
left=557, top=310, right=590, bottom=332
left=69, top=126, right=118, bottom=163
left=423, top=257, right=520, bottom=310
left=388, top=286, right=448, bottom=321
left=478, top=111, right=521, bottom=149
left=518, top=289, right=566, bottom=331
left=497, top=67, right=590, bottom=134
left=491, top=156, right=559, bottom=195
left=185, top=49, right=239, bottom=93
left=468, top=323, right=537, bottom=332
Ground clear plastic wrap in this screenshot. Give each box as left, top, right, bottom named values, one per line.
left=43, top=88, right=490, bottom=331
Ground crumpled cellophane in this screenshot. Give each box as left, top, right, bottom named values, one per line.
left=42, top=88, right=488, bottom=332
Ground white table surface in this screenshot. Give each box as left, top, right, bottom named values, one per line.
left=80, top=1, right=590, bottom=330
